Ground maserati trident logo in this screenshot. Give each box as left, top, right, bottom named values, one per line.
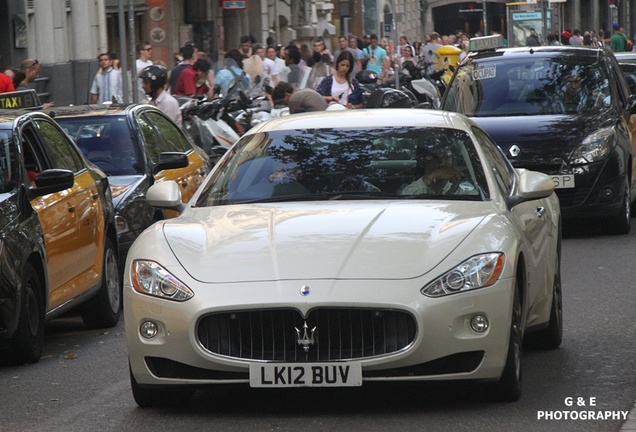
left=295, top=322, right=316, bottom=353
left=509, top=145, right=521, bottom=157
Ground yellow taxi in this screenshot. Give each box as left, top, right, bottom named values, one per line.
left=0, top=95, right=120, bottom=364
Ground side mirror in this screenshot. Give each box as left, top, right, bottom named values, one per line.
left=153, top=152, right=189, bottom=174
left=506, top=169, right=555, bottom=209
left=31, top=169, right=75, bottom=198
left=146, top=181, right=184, bottom=212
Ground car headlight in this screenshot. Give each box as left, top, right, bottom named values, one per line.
left=421, top=253, right=505, bottom=297
left=131, top=260, right=194, bottom=301
left=570, top=127, right=614, bottom=164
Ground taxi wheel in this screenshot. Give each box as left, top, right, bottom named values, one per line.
left=4, top=263, right=45, bottom=365
left=490, top=281, right=523, bottom=402
left=82, top=238, right=121, bottom=328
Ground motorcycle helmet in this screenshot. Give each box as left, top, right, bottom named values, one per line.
left=366, top=88, right=416, bottom=109
left=356, top=69, right=379, bottom=84
left=139, top=65, right=168, bottom=94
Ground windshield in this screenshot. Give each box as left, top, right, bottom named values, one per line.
left=57, top=117, right=144, bottom=176
left=444, top=56, right=612, bottom=116
left=196, top=127, right=489, bottom=206
left=0, top=129, right=18, bottom=194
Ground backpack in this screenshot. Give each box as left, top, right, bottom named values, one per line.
left=622, top=33, right=633, bottom=51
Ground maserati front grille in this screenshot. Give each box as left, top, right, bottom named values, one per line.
left=197, top=308, right=417, bottom=362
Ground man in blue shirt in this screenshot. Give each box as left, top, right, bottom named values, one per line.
left=362, top=34, right=388, bottom=80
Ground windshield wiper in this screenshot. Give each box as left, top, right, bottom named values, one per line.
left=326, top=191, right=397, bottom=200
left=230, top=194, right=326, bottom=204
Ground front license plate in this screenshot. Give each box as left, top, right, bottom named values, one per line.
left=249, top=362, right=363, bottom=388
left=551, top=174, right=575, bottom=189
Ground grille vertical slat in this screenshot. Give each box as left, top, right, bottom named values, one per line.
left=198, top=308, right=416, bottom=362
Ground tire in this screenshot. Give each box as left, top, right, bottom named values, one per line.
left=3, top=263, right=45, bottom=365
left=130, top=364, right=194, bottom=408
left=491, top=282, right=523, bottom=402
left=610, top=180, right=631, bottom=235
left=526, top=241, right=563, bottom=350
left=82, top=237, right=121, bottom=328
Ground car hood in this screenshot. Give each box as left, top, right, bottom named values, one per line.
left=161, top=201, right=491, bottom=283
left=471, top=112, right=612, bottom=167
left=108, top=175, right=145, bottom=209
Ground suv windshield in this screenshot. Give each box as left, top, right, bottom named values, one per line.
left=443, top=56, right=612, bottom=116
left=196, top=127, right=489, bottom=206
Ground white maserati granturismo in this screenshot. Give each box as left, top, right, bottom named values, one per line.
left=124, top=109, right=562, bottom=407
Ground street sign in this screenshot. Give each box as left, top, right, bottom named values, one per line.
left=222, top=1, right=246, bottom=9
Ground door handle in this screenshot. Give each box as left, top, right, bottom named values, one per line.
left=68, top=205, right=76, bottom=213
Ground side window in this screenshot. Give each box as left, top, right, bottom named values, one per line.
left=137, top=113, right=166, bottom=164
left=142, top=111, right=191, bottom=153
left=0, top=132, right=19, bottom=192
left=608, top=56, right=631, bottom=107
left=472, top=126, right=514, bottom=195
left=34, top=119, right=84, bottom=173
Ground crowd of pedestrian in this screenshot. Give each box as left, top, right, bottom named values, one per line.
left=1, top=23, right=633, bottom=120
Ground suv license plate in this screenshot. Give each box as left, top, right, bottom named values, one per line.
left=249, top=362, right=363, bottom=388
left=551, top=174, right=575, bottom=189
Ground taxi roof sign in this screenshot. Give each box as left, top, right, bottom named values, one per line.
left=469, top=35, right=505, bottom=52
left=0, top=89, right=42, bottom=110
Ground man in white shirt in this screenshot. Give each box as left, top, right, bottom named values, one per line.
left=134, top=41, right=154, bottom=102
left=140, top=65, right=182, bottom=127
left=257, top=45, right=279, bottom=88
left=90, top=52, right=123, bottom=104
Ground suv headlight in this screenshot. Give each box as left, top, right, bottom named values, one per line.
left=132, top=260, right=194, bottom=301
left=570, top=127, right=614, bottom=164
left=421, top=253, right=505, bottom=297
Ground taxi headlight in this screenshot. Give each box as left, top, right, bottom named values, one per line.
left=421, top=253, right=505, bottom=297
left=570, top=127, right=614, bottom=164
left=132, top=260, right=194, bottom=301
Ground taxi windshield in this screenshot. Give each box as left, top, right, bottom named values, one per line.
left=57, top=117, right=143, bottom=176
left=444, top=56, right=612, bottom=117
left=196, top=127, right=490, bottom=206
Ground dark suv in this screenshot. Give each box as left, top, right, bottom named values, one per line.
left=442, top=39, right=636, bottom=234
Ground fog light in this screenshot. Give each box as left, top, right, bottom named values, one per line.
left=470, top=315, right=489, bottom=333
left=140, top=321, right=159, bottom=339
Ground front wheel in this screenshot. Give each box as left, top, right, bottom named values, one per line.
left=491, top=283, right=523, bottom=402
left=130, top=364, right=194, bottom=408
left=610, top=180, right=631, bottom=235
left=82, top=237, right=121, bottom=328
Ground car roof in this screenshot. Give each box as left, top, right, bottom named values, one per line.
left=467, top=45, right=608, bottom=62
left=0, top=110, right=56, bottom=126
left=246, top=109, right=475, bottom=134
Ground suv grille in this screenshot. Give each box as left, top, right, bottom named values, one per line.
left=197, top=308, right=417, bottom=362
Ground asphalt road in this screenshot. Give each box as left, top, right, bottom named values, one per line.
left=1, top=219, right=635, bottom=432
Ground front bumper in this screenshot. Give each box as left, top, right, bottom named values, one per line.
left=125, top=277, right=515, bottom=387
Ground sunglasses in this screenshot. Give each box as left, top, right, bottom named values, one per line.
left=27, top=59, right=39, bottom=69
